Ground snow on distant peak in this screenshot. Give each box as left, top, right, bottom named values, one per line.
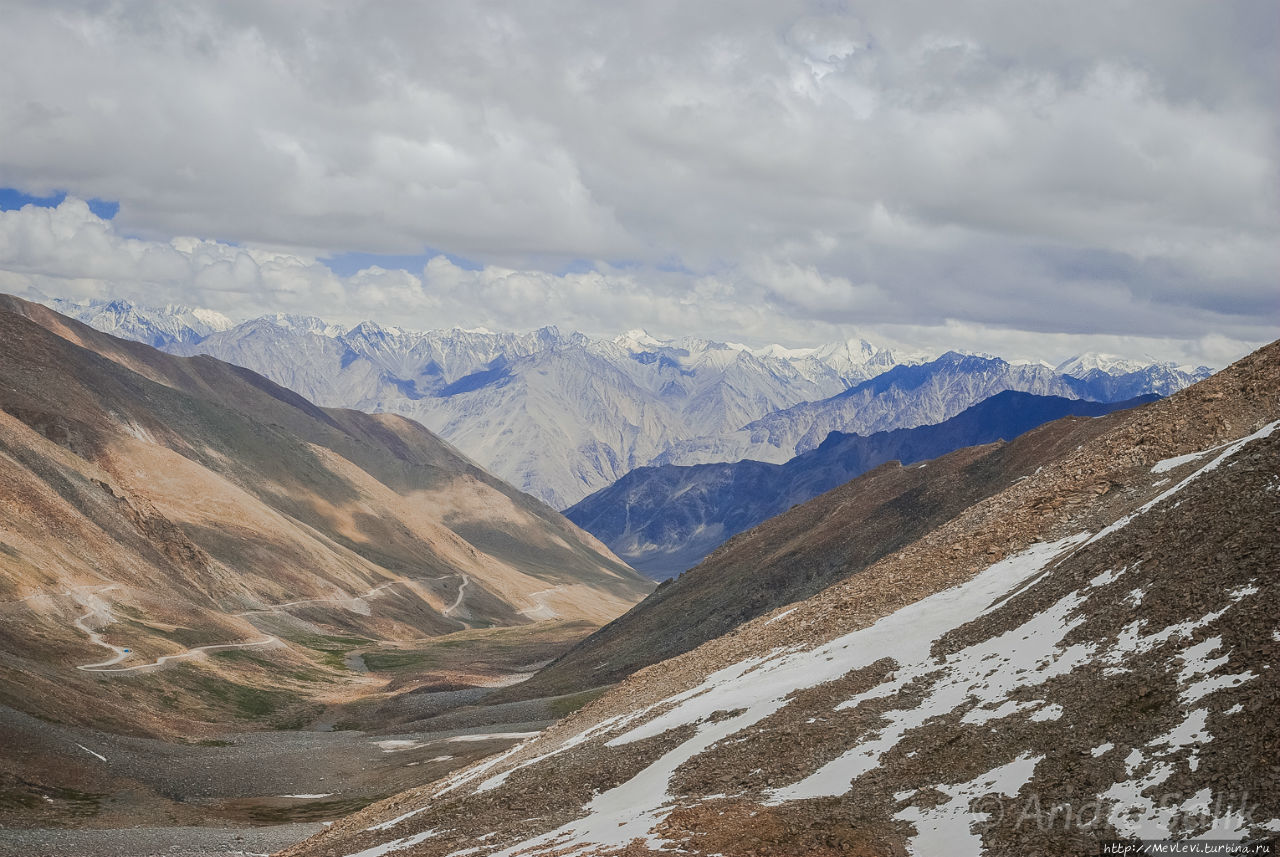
left=39, top=296, right=236, bottom=347
left=1056, top=353, right=1151, bottom=377
left=750, top=343, right=818, bottom=360
left=184, top=307, right=235, bottom=333
left=813, top=337, right=880, bottom=362
left=615, top=329, right=667, bottom=350
left=886, top=347, right=937, bottom=366
left=1009, top=358, right=1057, bottom=370
left=260, top=313, right=344, bottom=337
left=346, top=319, right=410, bottom=339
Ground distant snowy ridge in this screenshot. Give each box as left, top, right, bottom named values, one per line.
left=1055, top=352, right=1151, bottom=376
left=653, top=352, right=1211, bottom=467
left=45, top=296, right=1212, bottom=506
left=40, top=296, right=235, bottom=348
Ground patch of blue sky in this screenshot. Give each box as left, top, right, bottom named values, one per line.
left=0, top=187, right=119, bottom=220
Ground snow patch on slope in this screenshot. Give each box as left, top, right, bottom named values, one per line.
left=471, top=536, right=1087, bottom=856
left=895, top=752, right=1042, bottom=857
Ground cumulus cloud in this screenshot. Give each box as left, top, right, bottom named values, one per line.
left=0, top=1, right=1275, bottom=363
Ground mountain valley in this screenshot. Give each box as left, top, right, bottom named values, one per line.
left=0, top=293, right=1263, bottom=857
left=0, top=295, right=651, bottom=845
left=283, top=339, right=1280, bottom=857
left=2, top=5, right=1270, bottom=854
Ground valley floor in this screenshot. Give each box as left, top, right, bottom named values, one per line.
left=0, top=702, right=559, bottom=857
left=0, top=620, right=613, bottom=857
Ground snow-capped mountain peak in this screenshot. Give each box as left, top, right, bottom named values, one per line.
left=345, top=319, right=412, bottom=339
left=1009, top=357, right=1057, bottom=370
left=183, top=306, right=236, bottom=333
left=263, top=313, right=344, bottom=336
left=38, top=296, right=235, bottom=348
left=1056, top=352, right=1152, bottom=377
left=615, top=328, right=667, bottom=350
left=749, top=342, right=818, bottom=360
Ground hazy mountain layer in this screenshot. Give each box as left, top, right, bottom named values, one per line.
left=567, top=391, right=1157, bottom=579
left=655, top=351, right=1209, bottom=467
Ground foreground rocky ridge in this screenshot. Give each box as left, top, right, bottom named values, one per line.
left=284, top=340, right=1279, bottom=856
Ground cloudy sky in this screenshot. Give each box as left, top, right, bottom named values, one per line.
left=0, top=1, right=1275, bottom=365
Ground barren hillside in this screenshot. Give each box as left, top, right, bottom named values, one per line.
left=0, top=294, right=651, bottom=744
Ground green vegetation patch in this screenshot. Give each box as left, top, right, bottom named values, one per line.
left=170, top=667, right=308, bottom=722
left=361, top=620, right=595, bottom=677
left=0, top=788, right=39, bottom=810
left=238, top=795, right=381, bottom=824
left=277, top=632, right=372, bottom=670
left=209, top=648, right=275, bottom=667
left=203, top=645, right=330, bottom=684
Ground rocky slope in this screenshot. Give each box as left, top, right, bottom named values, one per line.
left=284, top=339, right=1279, bottom=856
left=567, top=391, right=1156, bottom=579
left=0, top=294, right=651, bottom=741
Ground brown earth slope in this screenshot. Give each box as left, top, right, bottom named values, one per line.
left=0, top=293, right=651, bottom=742
left=287, top=340, right=1279, bottom=856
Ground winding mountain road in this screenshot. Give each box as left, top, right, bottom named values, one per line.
left=76, top=632, right=281, bottom=674
left=443, top=574, right=471, bottom=617
left=233, top=580, right=401, bottom=617
left=72, top=579, right=407, bottom=674
left=519, top=586, right=565, bottom=620
left=74, top=613, right=134, bottom=670
left=60, top=574, right=481, bottom=674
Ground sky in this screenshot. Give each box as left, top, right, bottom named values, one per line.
left=0, top=1, right=1276, bottom=366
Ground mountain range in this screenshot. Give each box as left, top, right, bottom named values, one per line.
left=653, top=351, right=1209, bottom=468
left=0, top=294, right=650, bottom=740
left=565, top=390, right=1158, bottom=579
left=284, top=338, right=1280, bottom=857
left=37, top=296, right=1212, bottom=508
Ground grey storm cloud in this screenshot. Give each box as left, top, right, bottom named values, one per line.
left=0, top=0, right=1275, bottom=365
